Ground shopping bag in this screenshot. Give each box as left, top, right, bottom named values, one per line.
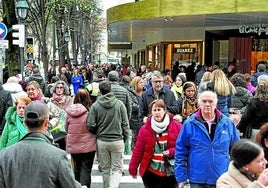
left=50, top=110, right=67, bottom=141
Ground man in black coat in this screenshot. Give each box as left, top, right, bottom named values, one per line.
left=0, top=81, right=12, bottom=135
left=139, top=70, right=177, bottom=123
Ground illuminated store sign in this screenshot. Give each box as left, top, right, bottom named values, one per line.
left=239, top=24, right=268, bottom=35
left=175, top=48, right=195, bottom=53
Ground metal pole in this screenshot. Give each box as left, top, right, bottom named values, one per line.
left=20, top=47, right=25, bottom=81
left=52, top=20, right=56, bottom=69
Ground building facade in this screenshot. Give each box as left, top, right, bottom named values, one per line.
left=107, top=0, right=268, bottom=74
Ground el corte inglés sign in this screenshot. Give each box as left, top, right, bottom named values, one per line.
left=239, top=24, right=268, bottom=35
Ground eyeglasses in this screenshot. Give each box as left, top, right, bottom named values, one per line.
left=153, top=80, right=163, bottom=84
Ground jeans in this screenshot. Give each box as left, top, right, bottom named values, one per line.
left=190, top=183, right=216, bottom=188
left=72, top=151, right=96, bottom=188
left=97, top=139, right=124, bottom=188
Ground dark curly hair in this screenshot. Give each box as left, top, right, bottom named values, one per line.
left=230, top=73, right=247, bottom=88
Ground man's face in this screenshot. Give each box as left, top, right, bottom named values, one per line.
left=199, top=94, right=217, bottom=115
left=151, top=76, right=163, bottom=92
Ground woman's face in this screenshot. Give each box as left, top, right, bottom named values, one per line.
left=176, top=77, right=183, bottom=87
left=130, top=71, right=136, bottom=79
left=245, top=150, right=267, bottom=176
left=137, top=80, right=144, bottom=91
left=185, top=86, right=196, bottom=98
left=16, top=100, right=27, bottom=117
left=151, top=104, right=165, bottom=122
left=27, top=84, right=40, bottom=100
left=55, top=83, right=64, bottom=95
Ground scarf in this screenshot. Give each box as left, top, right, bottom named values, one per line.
left=181, top=95, right=198, bottom=118
left=15, top=114, right=27, bottom=138
left=151, top=114, right=170, bottom=134
left=172, top=84, right=183, bottom=99
left=52, top=93, right=65, bottom=103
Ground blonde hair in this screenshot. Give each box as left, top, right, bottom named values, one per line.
left=201, top=72, right=212, bottom=82
left=26, top=81, right=44, bottom=96
left=130, top=76, right=143, bottom=91
left=210, top=69, right=236, bottom=96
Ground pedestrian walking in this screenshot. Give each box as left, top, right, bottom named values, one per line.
left=0, top=101, right=84, bottom=188
left=87, top=81, right=130, bottom=188
left=175, top=90, right=240, bottom=188
left=129, top=99, right=182, bottom=188
left=65, top=89, right=96, bottom=187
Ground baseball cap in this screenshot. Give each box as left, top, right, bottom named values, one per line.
left=24, top=101, right=49, bottom=122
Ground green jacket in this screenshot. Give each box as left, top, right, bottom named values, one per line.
left=87, top=93, right=130, bottom=142
left=0, top=106, right=27, bottom=150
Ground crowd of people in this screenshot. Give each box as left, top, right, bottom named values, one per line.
left=1, top=60, right=268, bottom=188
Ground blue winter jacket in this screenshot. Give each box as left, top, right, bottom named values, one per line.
left=174, top=109, right=240, bottom=185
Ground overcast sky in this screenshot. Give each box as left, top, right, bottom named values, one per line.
left=101, top=0, right=133, bottom=17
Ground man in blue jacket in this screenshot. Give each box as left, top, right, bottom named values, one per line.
left=175, top=90, right=240, bottom=188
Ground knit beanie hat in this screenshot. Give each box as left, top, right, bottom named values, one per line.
left=231, top=139, right=261, bottom=168
left=258, top=64, right=266, bottom=72
left=177, top=73, right=186, bottom=83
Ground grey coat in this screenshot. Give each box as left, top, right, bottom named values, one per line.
left=0, top=132, right=82, bottom=188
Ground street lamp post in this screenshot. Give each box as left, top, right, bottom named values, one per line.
left=16, top=0, right=29, bottom=81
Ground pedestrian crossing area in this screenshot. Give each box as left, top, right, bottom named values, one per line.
left=91, top=154, right=144, bottom=188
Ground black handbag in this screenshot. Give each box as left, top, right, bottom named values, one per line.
left=164, top=158, right=175, bottom=176
left=244, top=123, right=252, bottom=139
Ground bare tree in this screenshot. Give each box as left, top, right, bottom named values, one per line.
left=2, top=0, right=20, bottom=78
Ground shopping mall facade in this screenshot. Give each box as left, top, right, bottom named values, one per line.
left=107, top=0, right=268, bottom=74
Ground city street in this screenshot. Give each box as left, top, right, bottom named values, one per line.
left=90, top=154, right=190, bottom=188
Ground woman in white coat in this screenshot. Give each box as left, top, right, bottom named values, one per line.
left=217, top=139, right=268, bottom=188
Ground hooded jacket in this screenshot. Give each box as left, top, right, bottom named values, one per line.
left=2, top=82, right=27, bottom=105
left=65, top=103, right=96, bottom=154
left=175, top=109, right=240, bottom=185
left=87, top=93, right=130, bottom=142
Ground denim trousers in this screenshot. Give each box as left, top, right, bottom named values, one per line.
left=190, top=183, right=216, bottom=188
left=97, top=139, right=124, bottom=188
left=71, top=151, right=96, bottom=188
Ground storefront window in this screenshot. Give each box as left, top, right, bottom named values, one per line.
left=251, top=38, right=268, bottom=72
left=173, top=42, right=202, bottom=67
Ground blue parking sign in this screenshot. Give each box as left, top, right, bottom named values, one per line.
left=0, top=22, right=7, bottom=40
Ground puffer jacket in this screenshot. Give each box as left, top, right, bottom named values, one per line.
left=232, top=86, right=252, bottom=110
left=65, top=103, right=96, bottom=153
left=128, top=113, right=182, bottom=177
